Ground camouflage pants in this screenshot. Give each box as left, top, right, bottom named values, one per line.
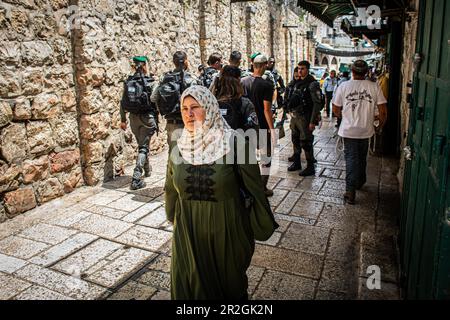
left=129, top=113, right=157, bottom=181
left=289, top=114, right=315, bottom=164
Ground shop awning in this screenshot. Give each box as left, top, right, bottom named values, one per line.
left=316, top=43, right=374, bottom=57
left=296, top=0, right=356, bottom=27
left=296, top=0, right=407, bottom=28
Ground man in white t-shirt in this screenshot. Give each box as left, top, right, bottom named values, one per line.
left=332, top=60, right=387, bottom=204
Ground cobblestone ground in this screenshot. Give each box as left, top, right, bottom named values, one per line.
left=0, top=118, right=401, bottom=300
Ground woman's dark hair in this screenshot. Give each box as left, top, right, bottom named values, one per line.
left=222, top=65, right=241, bottom=79
left=215, top=66, right=244, bottom=102
left=173, top=51, right=187, bottom=68
left=292, top=66, right=299, bottom=79
left=207, top=52, right=223, bottom=66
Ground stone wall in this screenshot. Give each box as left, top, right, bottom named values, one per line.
left=0, top=0, right=308, bottom=222
left=0, top=0, right=82, bottom=222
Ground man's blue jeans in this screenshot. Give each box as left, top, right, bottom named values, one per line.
left=343, top=138, right=369, bottom=193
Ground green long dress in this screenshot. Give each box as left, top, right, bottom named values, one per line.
left=165, top=141, right=278, bottom=300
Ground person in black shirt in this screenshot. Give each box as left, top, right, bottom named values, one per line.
left=241, top=54, right=275, bottom=197
left=214, top=65, right=258, bottom=131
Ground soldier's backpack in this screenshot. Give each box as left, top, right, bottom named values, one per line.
left=122, top=73, right=156, bottom=114
left=200, top=67, right=218, bottom=88
left=155, top=71, right=187, bottom=116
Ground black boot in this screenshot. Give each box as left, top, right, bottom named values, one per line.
left=130, top=179, right=146, bottom=190
left=299, top=164, right=315, bottom=177
left=288, top=154, right=296, bottom=162
left=288, top=153, right=302, bottom=172
left=299, top=147, right=315, bottom=177
left=131, top=150, right=147, bottom=190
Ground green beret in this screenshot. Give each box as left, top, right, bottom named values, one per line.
left=133, top=56, right=148, bottom=63
left=249, top=52, right=261, bottom=60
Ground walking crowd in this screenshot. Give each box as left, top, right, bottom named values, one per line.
left=118, top=50, right=388, bottom=299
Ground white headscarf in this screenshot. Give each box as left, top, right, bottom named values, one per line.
left=177, top=85, right=235, bottom=165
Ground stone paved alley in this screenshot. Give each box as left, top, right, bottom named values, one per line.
left=0, top=119, right=401, bottom=300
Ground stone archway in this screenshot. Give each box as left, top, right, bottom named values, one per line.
left=321, top=56, right=328, bottom=66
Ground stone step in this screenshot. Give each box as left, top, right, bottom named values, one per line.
left=356, top=231, right=401, bottom=300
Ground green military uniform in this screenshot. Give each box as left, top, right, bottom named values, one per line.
left=120, top=56, right=158, bottom=188
left=287, top=74, right=323, bottom=176
left=165, top=141, right=278, bottom=300
left=151, top=70, right=200, bottom=151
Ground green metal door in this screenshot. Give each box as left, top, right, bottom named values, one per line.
left=400, top=0, right=450, bottom=299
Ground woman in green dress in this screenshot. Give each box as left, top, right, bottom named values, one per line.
left=165, top=85, right=278, bottom=300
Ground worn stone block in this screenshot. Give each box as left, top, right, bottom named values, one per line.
left=108, top=281, right=157, bottom=300
left=86, top=205, right=129, bottom=219
left=251, top=245, right=322, bottom=279
left=12, top=98, right=32, bottom=120
left=21, top=41, right=54, bottom=66
left=147, top=255, right=171, bottom=273
left=81, top=141, right=104, bottom=164
left=0, top=235, right=49, bottom=259
left=87, top=189, right=127, bottom=206
left=4, top=188, right=37, bottom=216
left=31, top=93, right=60, bottom=120
left=0, top=101, right=13, bottom=128
left=79, top=112, right=111, bottom=140
left=252, top=270, right=316, bottom=300
left=296, top=177, right=326, bottom=193
left=19, top=223, right=78, bottom=245
left=26, top=121, right=55, bottom=155
left=115, top=225, right=172, bottom=252
left=22, top=155, right=49, bottom=184
left=30, top=233, right=98, bottom=267
left=0, top=69, right=21, bottom=98
left=60, top=166, right=83, bottom=193
left=72, top=214, right=133, bottom=239
left=137, top=206, right=167, bottom=228
left=268, top=188, right=288, bottom=208
left=0, top=163, right=21, bottom=193
left=35, top=178, right=65, bottom=204
left=318, top=259, right=358, bottom=297
left=0, top=122, right=28, bottom=162
left=14, top=264, right=107, bottom=300
left=122, top=201, right=164, bottom=223
left=291, top=199, right=324, bottom=220
left=326, top=229, right=358, bottom=263
left=279, top=224, right=330, bottom=255
left=275, top=191, right=302, bottom=214
left=0, top=273, right=32, bottom=300
left=136, top=270, right=171, bottom=291
left=0, top=41, right=21, bottom=66
left=79, top=89, right=103, bottom=115
left=22, top=68, right=44, bottom=95
left=50, top=114, right=79, bottom=148
left=87, top=247, right=155, bottom=288
left=49, top=210, right=93, bottom=228
left=107, top=194, right=151, bottom=212
left=0, top=253, right=27, bottom=274
left=13, top=285, right=74, bottom=300
left=49, top=149, right=80, bottom=173
left=53, top=239, right=123, bottom=274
